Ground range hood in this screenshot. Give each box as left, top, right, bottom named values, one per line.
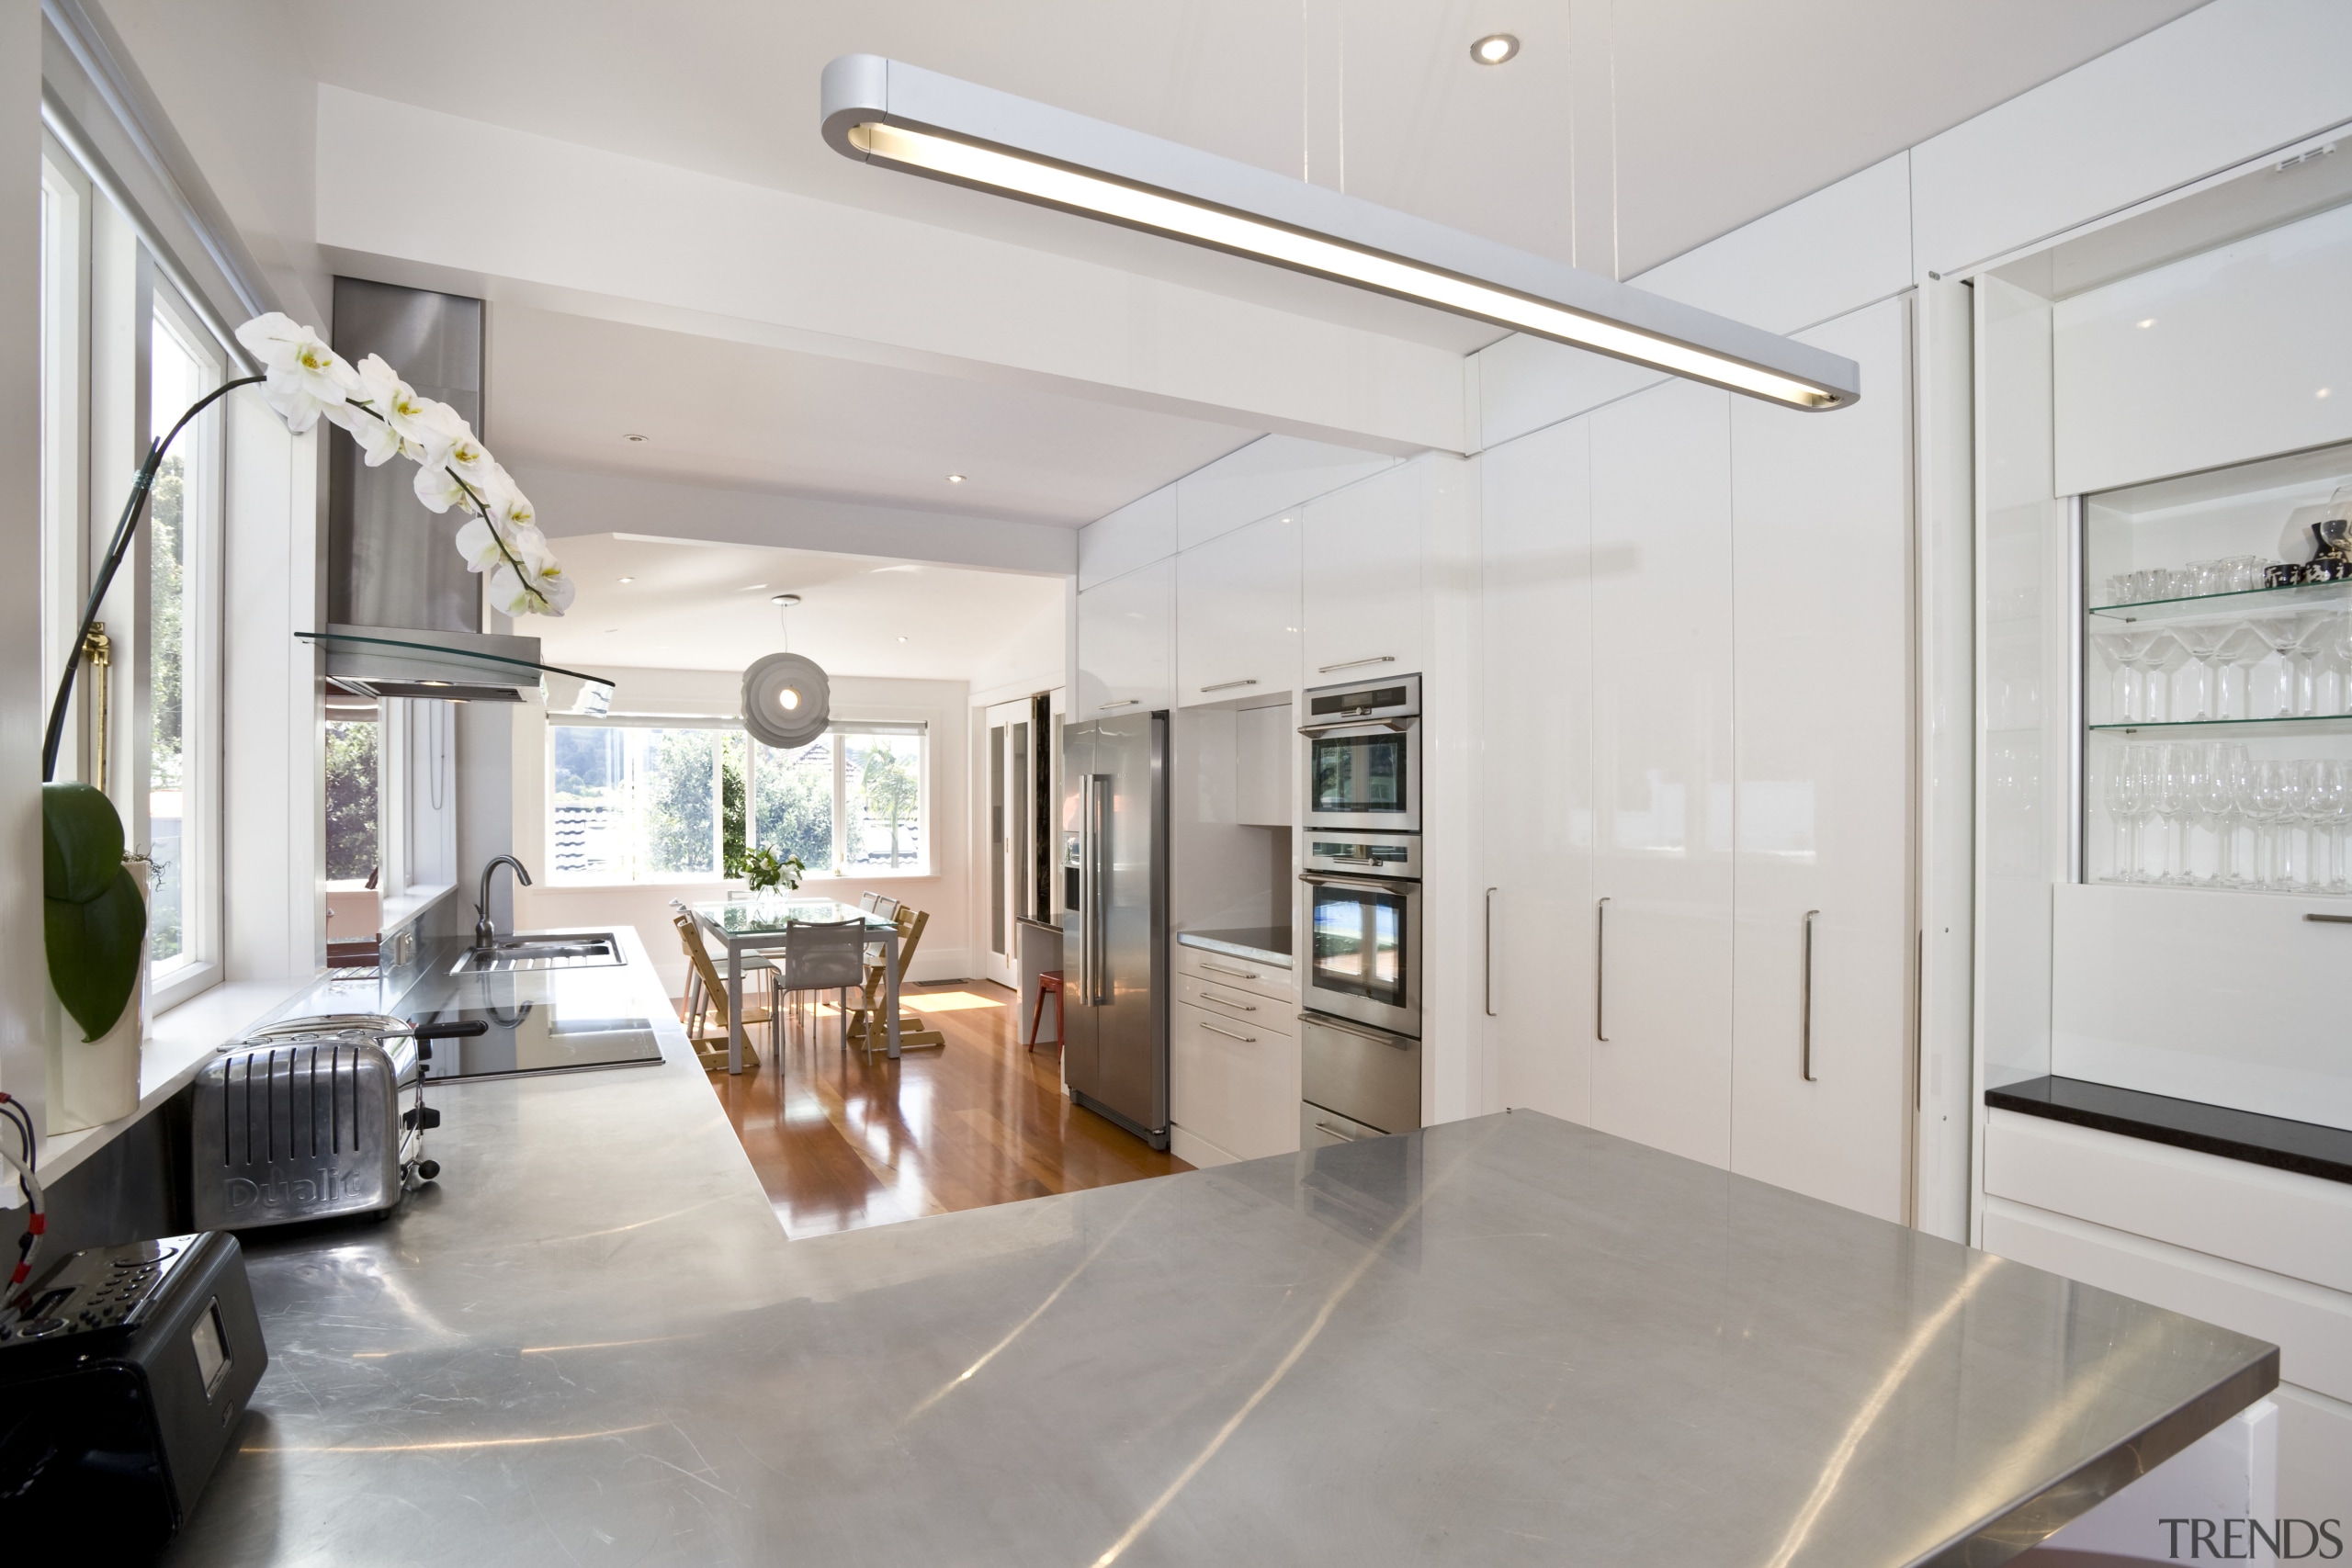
left=324, top=277, right=609, bottom=714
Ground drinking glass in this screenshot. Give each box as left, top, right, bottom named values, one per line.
left=2252, top=615, right=2316, bottom=717
left=2240, top=760, right=2290, bottom=889
left=2151, top=745, right=2200, bottom=884
left=2103, top=746, right=2146, bottom=883
left=2289, top=614, right=2340, bottom=717
left=2168, top=623, right=2231, bottom=721
left=2216, top=623, right=2274, bottom=721
left=2315, top=761, right=2352, bottom=895
left=2194, top=742, right=2246, bottom=886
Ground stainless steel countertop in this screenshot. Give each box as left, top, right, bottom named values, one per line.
left=164, top=929, right=2275, bottom=1566
left=1176, top=925, right=1295, bottom=967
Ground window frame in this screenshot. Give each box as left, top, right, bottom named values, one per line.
left=40, top=132, right=231, bottom=1014
left=142, top=279, right=226, bottom=1007
left=545, top=716, right=932, bottom=886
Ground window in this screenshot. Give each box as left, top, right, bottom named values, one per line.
left=548, top=721, right=927, bottom=883
left=39, top=137, right=227, bottom=1008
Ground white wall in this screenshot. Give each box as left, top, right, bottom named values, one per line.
left=511, top=667, right=975, bottom=998
left=0, top=3, right=48, bottom=1139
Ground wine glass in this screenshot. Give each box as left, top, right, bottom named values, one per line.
left=2107, top=630, right=2181, bottom=723
left=2195, top=742, right=2246, bottom=886
left=2103, top=745, right=2146, bottom=883
left=2315, top=761, right=2352, bottom=896
left=2168, top=623, right=2231, bottom=722
left=2240, top=760, right=2289, bottom=890
left=2216, top=623, right=2274, bottom=721
left=2290, top=614, right=2341, bottom=717
left=2152, top=745, right=2201, bottom=884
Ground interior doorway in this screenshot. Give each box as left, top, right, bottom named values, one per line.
left=984, top=691, right=1057, bottom=989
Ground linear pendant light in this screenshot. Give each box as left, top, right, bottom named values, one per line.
left=820, top=55, right=1860, bottom=412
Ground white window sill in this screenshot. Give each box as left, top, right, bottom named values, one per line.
left=148, top=957, right=220, bottom=1015
left=379, top=881, right=457, bottom=933
left=541, top=871, right=939, bottom=891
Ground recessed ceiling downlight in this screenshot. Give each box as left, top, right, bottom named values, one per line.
left=1471, top=33, right=1519, bottom=64
left=770, top=592, right=802, bottom=606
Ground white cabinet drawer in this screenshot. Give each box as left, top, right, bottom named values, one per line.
left=1177, top=973, right=1296, bottom=1034
left=1984, top=1110, right=2352, bottom=1294
left=1983, top=1196, right=2352, bottom=1405
left=1170, top=1000, right=1302, bottom=1162
left=1173, top=944, right=1295, bottom=1005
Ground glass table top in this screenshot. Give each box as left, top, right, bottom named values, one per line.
left=689, top=897, right=897, bottom=938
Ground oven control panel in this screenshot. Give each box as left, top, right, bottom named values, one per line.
left=1302, top=833, right=1421, bottom=879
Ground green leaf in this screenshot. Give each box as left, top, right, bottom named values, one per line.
left=42, top=782, right=125, bottom=905
left=46, top=867, right=146, bottom=1043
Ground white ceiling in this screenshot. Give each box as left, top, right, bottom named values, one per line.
left=292, top=0, right=2207, bottom=281
left=291, top=0, right=2210, bottom=536
left=534, top=533, right=1066, bottom=682
left=486, top=305, right=1258, bottom=526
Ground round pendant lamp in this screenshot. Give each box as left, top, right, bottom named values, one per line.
left=743, top=594, right=830, bottom=748
left=743, top=652, right=830, bottom=749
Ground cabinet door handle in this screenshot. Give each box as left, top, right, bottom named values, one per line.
left=1484, top=887, right=1498, bottom=1017
left=1594, top=897, right=1610, bottom=1042
left=1200, top=678, right=1259, bottom=693
left=2305, top=913, right=2352, bottom=924
left=1199, top=990, right=1257, bottom=1011
left=1098, top=697, right=1140, bottom=710
left=1315, top=1120, right=1364, bottom=1142
left=1201, top=1021, right=1257, bottom=1043
left=1317, top=655, right=1396, bottom=673
left=1200, top=961, right=1261, bottom=980
left=1801, top=909, right=1820, bottom=1082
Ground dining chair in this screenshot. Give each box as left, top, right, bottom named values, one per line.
left=775, top=919, right=869, bottom=1050
left=670, top=897, right=775, bottom=1021
left=672, top=912, right=773, bottom=1069
left=847, top=904, right=944, bottom=1054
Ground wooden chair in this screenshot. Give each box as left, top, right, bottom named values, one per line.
left=670, top=898, right=775, bottom=1023
left=672, top=912, right=775, bottom=1070
left=846, top=903, right=944, bottom=1054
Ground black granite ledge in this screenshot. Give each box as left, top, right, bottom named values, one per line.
left=1986, top=1074, right=2352, bottom=1186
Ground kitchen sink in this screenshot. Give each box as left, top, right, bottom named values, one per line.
left=449, top=932, right=627, bottom=975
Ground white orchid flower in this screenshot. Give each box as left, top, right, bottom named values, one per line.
left=388, top=388, right=469, bottom=456
left=412, top=456, right=469, bottom=513
left=488, top=557, right=573, bottom=617
left=232, top=312, right=315, bottom=375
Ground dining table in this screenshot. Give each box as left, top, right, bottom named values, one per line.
left=688, top=896, right=904, bottom=1071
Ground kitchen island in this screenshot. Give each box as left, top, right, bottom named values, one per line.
left=164, top=925, right=2275, bottom=1567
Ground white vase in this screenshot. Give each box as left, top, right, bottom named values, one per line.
left=44, top=859, right=148, bottom=1134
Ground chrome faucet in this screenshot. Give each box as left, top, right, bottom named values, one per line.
left=474, top=855, right=534, bottom=947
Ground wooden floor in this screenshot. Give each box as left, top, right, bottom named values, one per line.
left=694, top=979, right=1191, bottom=1238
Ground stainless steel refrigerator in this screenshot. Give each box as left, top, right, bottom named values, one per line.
left=1060, top=711, right=1170, bottom=1148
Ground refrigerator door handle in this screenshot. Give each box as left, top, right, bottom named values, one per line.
left=1083, top=773, right=1111, bottom=1005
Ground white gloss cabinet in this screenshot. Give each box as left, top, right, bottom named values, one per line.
left=1727, top=297, right=1914, bottom=1222
left=1075, top=558, right=1174, bottom=718
left=1303, top=460, right=1425, bottom=681
left=1588, top=378, right=1738, bottom=1168
left=1479, top=417, right=1597, bottom=1125
left=1176, top=509, right=1301, bottom=705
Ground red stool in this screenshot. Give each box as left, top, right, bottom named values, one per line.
left=1027, top=970, right=1065, bottom=1053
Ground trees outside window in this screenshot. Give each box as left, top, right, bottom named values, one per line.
left=549, top=723, right=925, bottom=883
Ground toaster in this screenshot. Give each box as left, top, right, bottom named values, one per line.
left=191, top=1015, right=477, bottom=1231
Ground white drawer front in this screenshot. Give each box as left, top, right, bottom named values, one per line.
left=1983, top=1197, right=2352, bottom=1404
left=1177, top=974, right=1296, bottom=1033
left=1170, top=1000, right=1301, bottom=1162
left=1984, top=1111, right=2352, bottom=1294
left=1174, top=945, right=1295, bottom=1006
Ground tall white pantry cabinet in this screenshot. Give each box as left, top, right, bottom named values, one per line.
left=1478, top=295, right=1916, bottom=1222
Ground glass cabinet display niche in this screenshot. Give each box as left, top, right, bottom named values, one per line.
left=2083, top=442, right=2352, bottom=896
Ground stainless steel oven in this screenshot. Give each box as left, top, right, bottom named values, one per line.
left=1300, top=832, right=1421, bottom=1038
left=1300, top=672, right=1419, bottom=832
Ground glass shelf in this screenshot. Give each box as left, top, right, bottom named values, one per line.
left=2088, top=714, right=2352, bottom=735
left=2087, top=578, right=2352, bottom=624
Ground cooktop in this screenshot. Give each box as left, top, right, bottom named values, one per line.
left=415, top=1003, right=663, bottom=1082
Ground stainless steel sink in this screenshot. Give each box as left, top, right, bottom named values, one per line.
left=450, top=932, right=626, bottom=975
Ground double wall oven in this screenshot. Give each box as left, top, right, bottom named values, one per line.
left=1298, top=674, right=1422, bottom=1145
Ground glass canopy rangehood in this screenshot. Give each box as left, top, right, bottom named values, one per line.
left=299, top=626, right=614, bottom=715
